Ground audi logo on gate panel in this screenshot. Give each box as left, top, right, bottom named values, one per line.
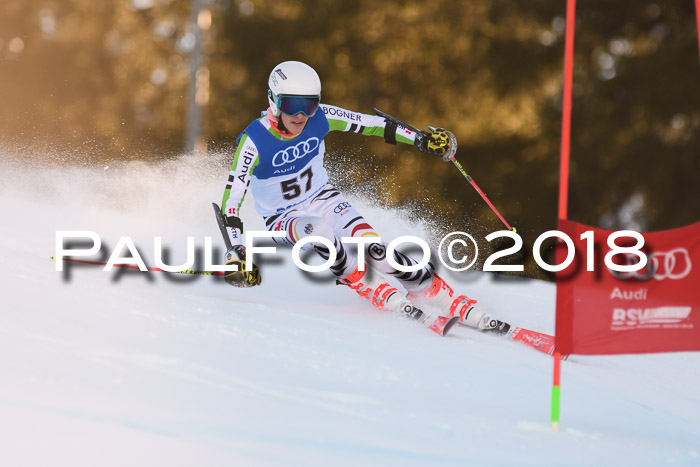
left=272, top=137, right=320, bottom=167
left=610, top=248, right=692, bottom=280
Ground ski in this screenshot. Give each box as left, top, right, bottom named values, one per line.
left=458, top=321, right=557, bottom=356
left=504, top=326, right=556, bottom=356
left=420, top=313, right=460, bottom=337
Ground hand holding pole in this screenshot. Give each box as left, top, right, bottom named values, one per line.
left=374, top=109, right=516, bottom=232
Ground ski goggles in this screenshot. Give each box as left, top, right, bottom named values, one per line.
left=273, top=93, right=321, bottom=117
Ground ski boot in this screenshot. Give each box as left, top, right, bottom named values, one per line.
left=408, top=273, right=510, bottom=334
left=340, top=267, right=425, bottom=320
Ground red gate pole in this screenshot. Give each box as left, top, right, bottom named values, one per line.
left=552, top=0, right=577, bottom=432
left=695, top=0, right=700, bottom=66
left=558, top=0, right=576, bottom=222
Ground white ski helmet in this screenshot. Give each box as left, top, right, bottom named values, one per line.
left=267, top=61, right=322, bottom=117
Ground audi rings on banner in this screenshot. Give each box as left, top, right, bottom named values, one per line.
left=610, top=248, right=692, bottom=280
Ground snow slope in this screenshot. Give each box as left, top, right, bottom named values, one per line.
left=1, top=154, right=699, bottom=467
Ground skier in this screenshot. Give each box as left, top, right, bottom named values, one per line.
left=219, top=60, right=506, bottom=333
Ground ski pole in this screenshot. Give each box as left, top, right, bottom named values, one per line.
left=374, top=108, right=425, bottom=136
left=374, top=109, right=516, bottom=232
left=52, top=256, right=225, bottom=276
left=448, top=156, right=516, bottom=233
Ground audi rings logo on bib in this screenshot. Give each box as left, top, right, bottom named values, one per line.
left=272, top=137, right=320, bottom=167
left=610, top=248, right=692, bottom=281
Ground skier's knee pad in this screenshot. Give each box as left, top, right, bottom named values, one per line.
left=365, top=242, right=425, bottom=265
left=293, top=216, right=338, bottom=248
left=364, top=241, right=433, bottom=291
left=365, top=242, right=388, bottom=263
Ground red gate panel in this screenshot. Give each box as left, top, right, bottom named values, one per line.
left=555, top=220, right=700, bottom=355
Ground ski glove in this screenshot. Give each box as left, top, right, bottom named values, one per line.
left=415, top=127, right=457, bottom=162
left=224, top=245, right=261, bottom=287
